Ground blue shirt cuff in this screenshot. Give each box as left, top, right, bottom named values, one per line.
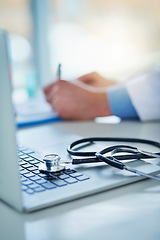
left=107, top=85, right=139, bottom=119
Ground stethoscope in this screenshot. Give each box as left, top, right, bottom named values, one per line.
left=39, top=137, right=160, bottom=181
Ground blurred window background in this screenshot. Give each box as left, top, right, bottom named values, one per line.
left=1, top=0, right=160, bottom=92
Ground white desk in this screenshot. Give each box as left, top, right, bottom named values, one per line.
left=1, top=120, right=160, bottom=240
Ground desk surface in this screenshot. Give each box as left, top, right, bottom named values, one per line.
left=1, top=119, right=160, bottom=240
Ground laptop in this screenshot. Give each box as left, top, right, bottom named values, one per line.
left=1, top=30, right=160, bottom=212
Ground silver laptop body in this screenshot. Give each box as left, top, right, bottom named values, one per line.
left=1, top=30, right=160, bottom=212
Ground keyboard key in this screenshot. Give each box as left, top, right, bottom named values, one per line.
left=36, top=178, right=48, bottom=184
left=38, top=173, right=48, bottom=178
left=19, top=155, right=30, bottom=159
left=26, top=189, right=35, bottom=194
left=19, top=166, right=24, bottom=171
left=50, top=179, right=67, bottom=187
left=29, top=159, right=41, bottom=165
left=58, top=174, right=70, bottom=180
left=21, top=185, right=28, bottom=191
left=76, top=175, right=90, bottom=181
left=23, top=149, right=35, bottom=154
left=51, top=172, right=62, bottom=177
left=20, top=169, right=30, bottom=175
left=64, top=178, right=78, bottom=184
left=21, top=176, right=28, bottom=182
left=18, top=152, right=25, bottom=157
left=20, top=160, right=28, bottom=165
left=24, top=172, right=35, bottom=178
left=69, top=172, right=83, bottom=178
left=33, top=170, right=40, bottom=175
left=41, top=182, right=57, bottom=189
left=24, top=157, right=35, bottom=161
left=27, top=166, right=37, bottom=171
left=43, top=174, right=57, bottom=180
left=34, top=163, right=41, bottom=167
left=22, top=179, right=34, bottom=186
left=64, top=169, right=76, bottom=174
left=22, top=163, right=32, bottom=168
left=30, top=175, right=41, bottom=181
left=34, top=186, right=46, bottom=192
left=28, top=182, right=40, bottom=189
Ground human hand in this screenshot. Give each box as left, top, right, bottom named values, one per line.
left=43, top=79, right=112, bottom=120
left=77, top=72, right=117, bottom=88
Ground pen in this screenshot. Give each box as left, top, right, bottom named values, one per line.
left=57, top=63, right=61, bottom=81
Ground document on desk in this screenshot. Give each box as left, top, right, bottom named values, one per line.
left=15, top=94, right=61, bottom=128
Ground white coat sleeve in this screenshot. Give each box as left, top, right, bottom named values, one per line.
left=126, top=71, right=160, bottom=121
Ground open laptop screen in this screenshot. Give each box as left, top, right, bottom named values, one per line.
left=0, top=30, right=23, bottom=211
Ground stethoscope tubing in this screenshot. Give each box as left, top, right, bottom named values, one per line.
left=67, top=137, right=160, bottom=164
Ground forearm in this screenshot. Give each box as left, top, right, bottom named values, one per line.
left=107, top=84, right=139, bottom=119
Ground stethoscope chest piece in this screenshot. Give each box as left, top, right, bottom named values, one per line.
left=39, top=154, right=65, bottom=173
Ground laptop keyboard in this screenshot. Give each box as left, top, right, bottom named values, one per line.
left=17, top=145, right=90, bottom=195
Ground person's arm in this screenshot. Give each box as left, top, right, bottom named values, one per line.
left=78, top=72, right=117, bottom=87
left=107, top=85, right=139, bottom=119
left=44, top=71, right=160, bottom=121
left=77, top=72, right=139, bottom=119
left=43, top=73, right=139, bottom=120
left=43, top=79, right=112, bottom=120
